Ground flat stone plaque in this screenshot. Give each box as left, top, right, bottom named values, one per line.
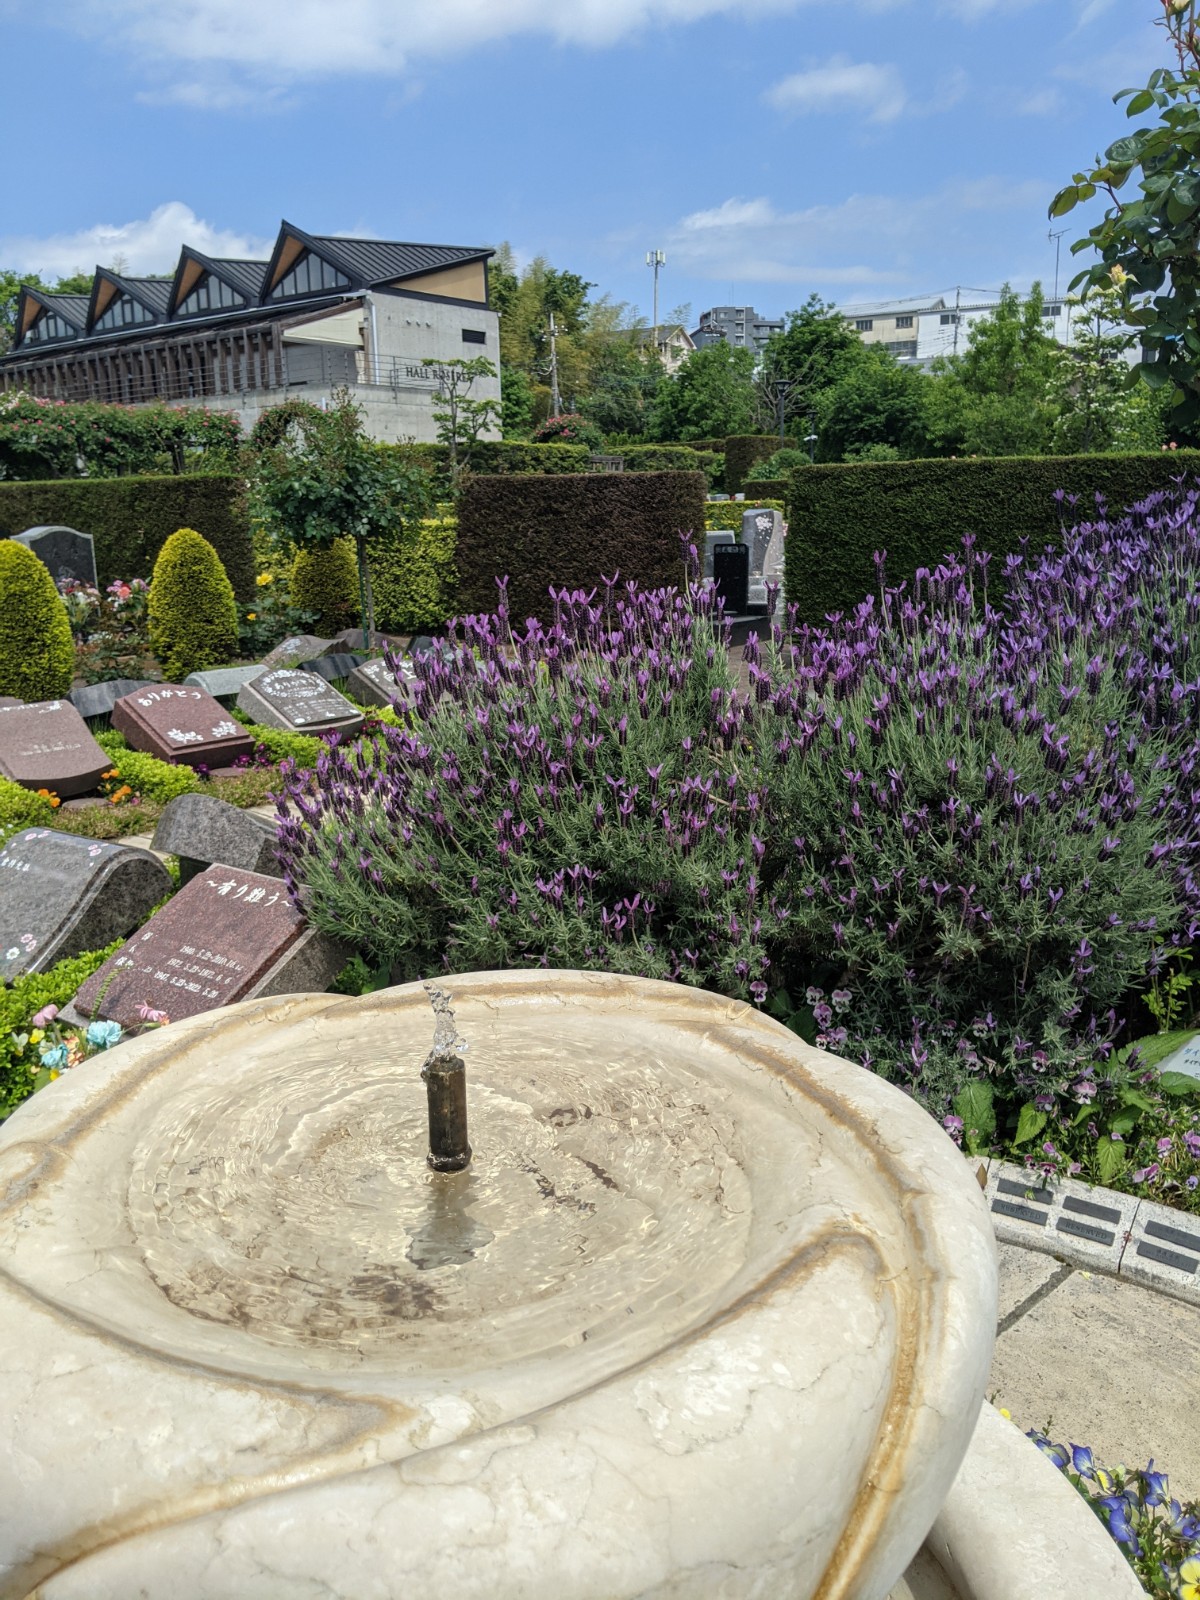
left=12, top=525, right=97, bottom=589
left=184, top=666, right=266, bottom=703
left=151, top=793, right=280, bottom=885
left=0, top=828, right=171, bottom=982
left=0, top=700, right=110, bottom=797
left=344, top=657, right=419, bottom=710
left=73, top=868, right=308, bottom=1027
left=236, top=669, right=364, bottom=735
left=68, top=679, right=154, bottom=725
left=260, top=635, right=333, bottom=670
left=111, top=684, right=254, bottom=768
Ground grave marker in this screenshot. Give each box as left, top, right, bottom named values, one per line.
left=295, top=651, right=368, bottom=685
left=112, top=684, right=254, bottom=768
left=344, top=657, right=418, bottom=710
left=151, top=794, right=280, bottom=886
left=184, top=666, right=266, bottom=703
left=1156, top=1033, right=1200, bottom=1083
left=73, top=868, right=343, bottom=1028
left=236, top=669, right=364, bottom=736
left=260, top=635, right=333, bottom=670
left=0, top=829, right=171, bottom=982
left=0, top=700, right=110, bottom=797
left=12, top=526, right=97, bottom=589
left=68, top=679, right=154, bottom=725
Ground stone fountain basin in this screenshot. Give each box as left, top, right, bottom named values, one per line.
left=0, top=972, right=997, bottom=1599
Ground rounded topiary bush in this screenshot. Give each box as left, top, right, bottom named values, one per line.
left=148, top=527, right=240, bottom=682
left=0, top=541, right=75, bottom=701
left=290, top=538, right=360, bottom=633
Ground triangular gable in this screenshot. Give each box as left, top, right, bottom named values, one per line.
left=14, top=288, right=89, bottom=348
left=262, top=222, right=356, bottom=301
left=169, top=247, right=262, bottom=316
left=86, top=269, right=166, bottom=334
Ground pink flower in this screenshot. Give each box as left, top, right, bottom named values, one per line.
left=31, top=1004, right=59, bottom=1028
left=135, top=1003, right=170, bottom=1024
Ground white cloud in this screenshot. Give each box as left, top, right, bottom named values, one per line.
left=764, top=56, right=908, bottom=122
left=666, top=178, right=1050, bottom=289
left=0, top=202, right=274, bottom=278
left=1015, top=86, right=1064, bottom=115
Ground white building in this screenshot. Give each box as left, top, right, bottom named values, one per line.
left=839, top=291, right=1076, bottom=367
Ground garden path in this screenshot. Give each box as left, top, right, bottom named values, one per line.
left=989, top=1242, right=1200, bottom=1499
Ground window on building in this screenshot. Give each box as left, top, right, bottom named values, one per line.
left=940, top=312, right=960, bottom=325
left=1044, top=304, right=1061, bottom=319
left=270, top=251, right=350, bottom=301
left=855, top=319, right=874, bottom=332
left=24, top=310, right=77, bottom=344
left=895, top=315, right=913, bottom=329
left=462, top=329, right=486, bottom=344
left=177, top=273, right=244, bottom=317
left=886, top=340, right=918, bottom=359
left=93, top=293, right=155, bottom=333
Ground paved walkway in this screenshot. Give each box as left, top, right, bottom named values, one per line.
left=989, top=1242, right=1200, bottom=1501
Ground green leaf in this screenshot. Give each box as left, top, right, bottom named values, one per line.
left=1120, top=1087, right=1157, bottom=1113
left=1157, top=1071, right=1200, bottom=1098
left=1049, top=186, right=1081, bottom=218
left=1106, top=135, right=1145, bottom=164
left=1013, top=1103, right=1048, bottom=1147
left=954, top=1080, right=996, bottom=1142
left=1096, top=1139, right=1127, bottom=1187
left=1109, top=1109, right=1142, bottom=1136
left=1126, top=90, right=1155, bottom=116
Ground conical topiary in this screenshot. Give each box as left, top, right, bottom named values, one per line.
left=290, top=538, right=360, bottom=633
left=148, top=528, right=240, bottom=681
left=0, top=541, right=75, bottom=701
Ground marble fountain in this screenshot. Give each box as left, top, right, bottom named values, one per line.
left=0, top=972, right=1140, bottom=1598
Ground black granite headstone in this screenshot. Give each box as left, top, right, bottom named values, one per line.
left=12, top=526, right=97, bottom=589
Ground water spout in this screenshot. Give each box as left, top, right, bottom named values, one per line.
left=421, top=983, right=471, bottom=1172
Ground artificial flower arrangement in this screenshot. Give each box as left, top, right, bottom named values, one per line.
left=21, top=1000, right=169, bottom=1084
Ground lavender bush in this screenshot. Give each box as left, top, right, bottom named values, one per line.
left=277, top=483, right=1200, bottom=1122
left=278, top=573, right=778, bottom=1000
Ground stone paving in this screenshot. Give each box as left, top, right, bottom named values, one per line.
left=989, top=1241, right=1200, bottom=1500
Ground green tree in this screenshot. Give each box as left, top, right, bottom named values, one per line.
left=576, top=298, right=659, bottom=437
left=499, top=364, right=536, bottom=438
left=427, top=356, right=501, bottom=487
left=815, top=347, right=933, bottom=462
left=1052, top=0, right=1200, bottom=423
left=250, top=390, right=432, bottom=643
left=757, top=295, right=871, bottom=434
left=925, top=285, right=1059, bottom=456
left=1046, top=283, right=1163, bottom=452
left=648, top=341, right=757, bottom=440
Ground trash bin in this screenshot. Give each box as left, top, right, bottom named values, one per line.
left=712, top=540, right=749, bottom=613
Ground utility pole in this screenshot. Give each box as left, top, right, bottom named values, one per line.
left=548, top=310, right=561, bottom=416
left=953, top=286, right=961, bottom=358
left=1048, top=227, right=1068, bottom=302
left=646, top=250, right=666, bottom=359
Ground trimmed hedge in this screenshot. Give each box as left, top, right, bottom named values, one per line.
left=290, top=538, right=360, bottom=632
left=784, top=452, right=1200, bottom=623
left=704, top=499, right=785, bottom=534
left=0, top=474, right=254, bottom=602
left=455, top=471, right=707, bottom=622
left=0, top=541, right=75, bottom=701
left=618, top=445, right=702, bottom=472
left=371, top=514, right=458, bottom=633
left=390, top=442, right=591, bottom=482
left=148, top=527, right=240, bottom=681
left=725, top=436, right=797, bottom=494
left=739, top=478, right=789, bottom=500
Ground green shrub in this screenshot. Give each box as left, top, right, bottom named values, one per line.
left=94, top=734, right=200, bottom=804
left=0, top=541, right=75, bottom=701
left=725, top=435, right=796, bottom=494
left=289, top=538, right=360, bottom=633
left=0, top=475, right=254, bottom=602
left=532, top=413, right=605, bottom=449
left=0, top=397, right=241, bottom=482
left=783, top=452, right=1200, bottom=623
left=0, top=778, right=59, bottom=843
left=746, top=447, right=809, bottom=481
left=455, top=471, right=706, bottom=622
left=0, top=940, right=123, bottom=1119
left=738, top=478, right=789, bottom=501
left=385, top=442, right=592, bottom=488
left=371, top=514, right=458, bottom=633
left=148, top=527, right=240, bottom=681
left=618, top=445, right=702, bottom=472
left=695, top=451, right=725, bottom=492
left=229, top=716, right=324, bottom=769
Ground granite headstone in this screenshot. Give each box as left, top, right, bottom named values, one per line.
left=330, top=627, right=411, bottom=654
left=295, top=652, right=368, bottom=685
left=704, top=531, right=735, bottom=580
left=0, top=700, right=110, bottom=797
left=0, top=828, right=171, bottom=983
left=151, top=793, right=281, bottom=886
left=236, top=669, right=364, bottom=736
left=111, top=684, right=254, bottom=768
left=0, top=698, right=22, bottom=711
left=12, top=526, right=97, bottom=589
left=344, top=657, right=418, bottom=710
left=73, top=867, right=344, bottom=1029
left=68, top=679, right=155, bottom=725
left=260, top=635, right=333, bottom=671
left=183, top=666, right=267, bottom=703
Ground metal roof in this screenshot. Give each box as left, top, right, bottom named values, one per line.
left=209, top=258, right=269, bottom=299
left=122, top=277, right=174, bottom=315
left=40, top=293, right=90, bottom=329
left=310, top=235, right=490, bottom=286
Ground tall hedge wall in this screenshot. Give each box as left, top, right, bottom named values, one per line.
left=618, top=445, right=701, bottom=471
left=784, top=452, right=1200, bottom=623
left=371, top=514, right=459, bottom=634
left=725, top=436, right=797, bottom=494
left=0, top=473, right=254, bottom=602
left=392, top=441, right=592, bottom=480
left=456, top=471, right=707, bottom=622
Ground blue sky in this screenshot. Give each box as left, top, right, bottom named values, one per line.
left=0, top=0, right=1168, bottom=326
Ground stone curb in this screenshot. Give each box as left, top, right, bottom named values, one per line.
left=977, top=1156, right=1200, bottom=1309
